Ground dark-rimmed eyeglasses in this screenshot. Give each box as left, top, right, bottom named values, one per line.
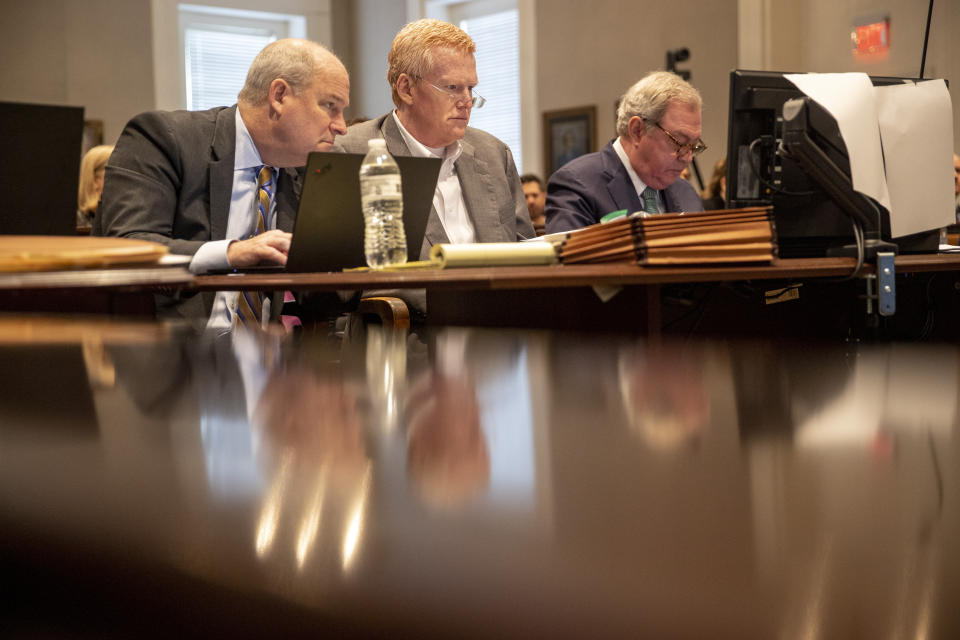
left=415, top=77, right=486, bottom=108
left=651, top=121, right=707, bottom=158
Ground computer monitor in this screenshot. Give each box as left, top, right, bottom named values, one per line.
left=725, top=70, right=937, bottom=257
left=0, top=101, right=85, bottom=236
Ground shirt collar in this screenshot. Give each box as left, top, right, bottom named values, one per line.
left=234, top=108, right=265, bottom=171
left=392, top=110, right=463, bottom=166
left=613, top=136, right=652, bottom=195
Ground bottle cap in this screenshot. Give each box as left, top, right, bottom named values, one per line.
left=368, top=138, right=387, bottom=149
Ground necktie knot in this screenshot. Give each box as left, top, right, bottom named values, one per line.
left=254, top=165, right=274, bottom=236
left=257, top=165, right=273, bottom=190
left=641, top=187, right=659, bottom=215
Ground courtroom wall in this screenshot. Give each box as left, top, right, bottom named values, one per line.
left=341, top=0, right=408, bottom=122
left=0, top=0, right=155, bottom=145
left=2, top=0, right=954, bottom=177
left=764, top=0, right=959, bottom=154
left=534, top=0, right=739, bottom=184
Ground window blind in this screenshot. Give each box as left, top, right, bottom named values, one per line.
left=185, top=28, right=277, bottom=111
left=460, top=9, right=522, bottom=169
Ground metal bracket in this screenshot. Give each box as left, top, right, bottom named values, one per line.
left=876, top=251, right=896, bottom=316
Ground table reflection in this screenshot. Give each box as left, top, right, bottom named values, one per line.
left=2, top=317, right=960, bottom=637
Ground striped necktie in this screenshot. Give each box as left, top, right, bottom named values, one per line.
left=235, top=165, right=274, bottom=329
left=641, top=187, right=659, bottom=215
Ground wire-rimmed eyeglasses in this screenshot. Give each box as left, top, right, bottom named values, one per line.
left=416, top=77, right=486, bottom=108
left=651, top=121, right=707, bottom=158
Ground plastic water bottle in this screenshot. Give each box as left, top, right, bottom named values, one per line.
left=359, top=138, right=407, bottom=269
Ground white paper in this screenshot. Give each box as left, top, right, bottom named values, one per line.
left=874, top=79, right=955, bottom=237
left=785, top=72, right=891, bottom=211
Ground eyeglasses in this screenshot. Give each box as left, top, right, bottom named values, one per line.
left=651, top=121, right=707, bottom=158
left=416, top=77, right=486, bottom=108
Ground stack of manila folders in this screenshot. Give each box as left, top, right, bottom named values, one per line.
left=357, top=205, right=776, bottom=270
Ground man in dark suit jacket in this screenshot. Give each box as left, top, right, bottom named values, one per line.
left=333, top=19, right=533, bottom=316
left=546, top=71, right=706, bottom=234
left=98, top=39, right=350, bottom=324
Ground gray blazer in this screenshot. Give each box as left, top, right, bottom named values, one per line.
left=97, top=105, right=301, bottom=320
left=333, top=112, right=534, bottom=314
left=334, top=113, right=535, bottom=256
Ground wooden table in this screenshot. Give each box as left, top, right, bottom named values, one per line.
left=0, top=267, right=192, bottom=315
left=191, top=254, right=960, bottom=338
left=4, top=254, right=960, bottom=338
left=193, top=258, right=867, bottom=292
left=3, top=320, right=960, bottom=637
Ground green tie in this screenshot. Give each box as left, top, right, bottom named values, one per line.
left=641, top=187, right=659, bottom=214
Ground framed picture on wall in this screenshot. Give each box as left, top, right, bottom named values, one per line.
left=543, top=106, right=597, bottom=177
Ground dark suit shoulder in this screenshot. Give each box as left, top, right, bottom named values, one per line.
left=123, top=106, right=229, bottom=137
left=552, top=147, right=608, bottom=180
left=664, top=178, right=705, bottom=213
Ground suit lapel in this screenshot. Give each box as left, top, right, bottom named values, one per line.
left=602, top=143, right=644, bottom=214
left=209, top=106, right=237, bottom=241
left=456, top=138, right=507, bottom=242
left=662, top=183, right=678, bottom=213
left=380, top=114, right=412, bottom=156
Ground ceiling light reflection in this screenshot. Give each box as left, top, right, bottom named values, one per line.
left=255, top=450, right=293, bottom=559
left=295, top=467, right=328, bottom=570
left=342, top=464, right=372, bottom=572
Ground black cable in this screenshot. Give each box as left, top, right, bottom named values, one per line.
left=747, top=138, right=817, bottom=197
left=659, top=284, right=716, bottom=334
left=920, top=0, right=935, bottom=78
left=822, top=217, right=865, bottom=282
left=918, top=274, right=937, bottom=340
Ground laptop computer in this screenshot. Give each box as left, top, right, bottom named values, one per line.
left=285, top=151, right=442, bottom=272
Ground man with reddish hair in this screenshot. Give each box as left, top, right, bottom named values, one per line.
left=335, top=19, right=533, bottom=315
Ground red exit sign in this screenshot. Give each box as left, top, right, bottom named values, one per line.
left=852, top=17, right=890, bottom=59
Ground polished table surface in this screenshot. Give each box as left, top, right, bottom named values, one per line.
left=2, top=316, right=959, bottom=637
left=194, top=253, right=960, bottom=292
left=1, top=253, right=958, bottom=293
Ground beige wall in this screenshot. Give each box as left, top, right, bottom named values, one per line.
left=535, top=0, right=739, bottom=185
left=759, top=0, right=959, bottom=153
left=340, top=0, right=408, bottom=121
left=0, top=0, right=955, bottom=174
left=0, top=0, right=155, bottom=145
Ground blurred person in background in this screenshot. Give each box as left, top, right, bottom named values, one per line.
left=77, top=145, right=114, bottom=229
left=701, top=157, right=726, bottom=211
left=520, top=174, right=546, bottom=235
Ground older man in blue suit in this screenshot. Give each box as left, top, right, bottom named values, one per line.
left=546, top=72, right=706, bottom=233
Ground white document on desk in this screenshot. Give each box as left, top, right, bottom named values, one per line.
left=874, top=79, right=955, bottom=237
left=784, top=72, right=891, bottom=212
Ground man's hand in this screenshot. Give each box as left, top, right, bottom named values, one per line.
left=226, top=230, right=292, bottom=268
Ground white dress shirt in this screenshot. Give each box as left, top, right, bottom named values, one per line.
left=613, top=137, right=663, bottom=214
left=392, top=111, right=476, bottom=244
left=193, top=109, right=276, bottom=332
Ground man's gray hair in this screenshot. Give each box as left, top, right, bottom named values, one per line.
left=615, top=71, right=702, bottom=138
left=238, top=39, right=337, bottom=105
